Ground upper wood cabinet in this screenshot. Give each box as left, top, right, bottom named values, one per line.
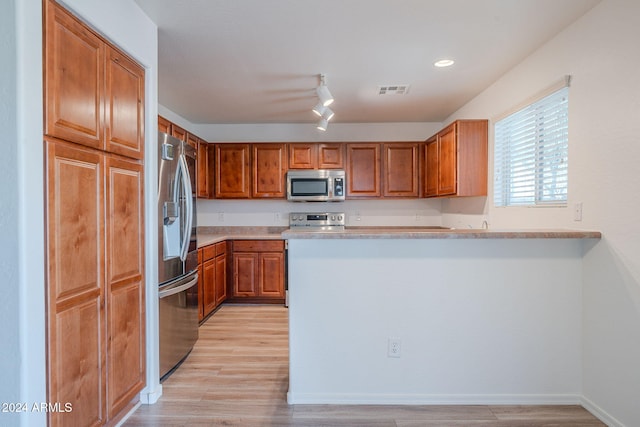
left=346, top=143, right=381, bottom=198
left=383, top=143, right=420, bottom=197
left=171, top=123, right=187, bottom=143
left=252, top=144, right=287, bottom=198
left=45, top=1, right=104, bottom=149
left=158, top=116, right=171, bottom=134
left=45, top=1, right=144, bottom=159
left=289, top=143, right=344, bottom=169
left=105, top=47, right=144, bottom=159
left=196, top=138, right=214, bottom=199
left=423, top=120, right=488, bottom=198
left=215, top=144, right=251, bottom=198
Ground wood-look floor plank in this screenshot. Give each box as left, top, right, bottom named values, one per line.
left=123, top=305, right=605, bottom=427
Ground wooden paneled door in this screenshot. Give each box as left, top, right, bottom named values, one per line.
left=105, top=156, right=145, bottom=419
left=258, top=252, right=285, bottom=298
left=214, top=144, right=251, bottom=198
left=346, top=143, right=381, bottom=198
left=252, top=144, right=287, bottom=198
left=45, top=139, right=106, bottom=427
left=424, top=136, right=438, bottom=197
left=383, top=143, right=420, bottom=197
left=437, top=123, right=457, bottom=195
left=44, top=1, right=104, bottom=149
left=105, top=47, right=145, bottom=160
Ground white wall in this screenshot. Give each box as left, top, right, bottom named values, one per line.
left=1, top=3, right=22, bottom=427
left=288, top=238, right=585, bottom=405
left=8, top=1, right=159, bottom=425
left=442, top=0, right=640, bottom=425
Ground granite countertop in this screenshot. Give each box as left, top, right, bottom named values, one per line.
left=198, top=226, right=601, bottom=247
left=281, top=226, right=602, bottom=240
left=198, top=226, right=288, bottom=248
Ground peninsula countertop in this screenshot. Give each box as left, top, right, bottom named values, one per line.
left=281, top=226, right=602, bottom=240
left=198, top=226, right=601, bottom=247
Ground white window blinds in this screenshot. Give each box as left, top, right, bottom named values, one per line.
left=494, top=86, right=569, bottom=207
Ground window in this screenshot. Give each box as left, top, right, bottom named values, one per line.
left=494, top=86, right=569, bottom=207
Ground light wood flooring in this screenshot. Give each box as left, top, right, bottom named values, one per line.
left=123, top=305, right=605, bottom=427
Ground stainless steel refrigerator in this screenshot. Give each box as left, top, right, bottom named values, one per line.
left=157, top=131, right=199, bottom=380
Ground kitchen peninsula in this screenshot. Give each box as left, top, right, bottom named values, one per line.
left=283, top=228, right=600, bottom=405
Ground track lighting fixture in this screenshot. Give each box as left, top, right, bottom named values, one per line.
left=313, top=73, right=335, bottom=131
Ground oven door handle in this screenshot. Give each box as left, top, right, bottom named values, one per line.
left=159, top=274, right=198, bottom=299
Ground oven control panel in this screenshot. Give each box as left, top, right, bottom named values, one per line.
left=289, top=212, right=345, bottom=229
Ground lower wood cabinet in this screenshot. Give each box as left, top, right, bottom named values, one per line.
left=199, top=241, right=227, bottom=321
left=230, top=240, right=285, bottom=303
left=45, top=138, right=145, bottom=427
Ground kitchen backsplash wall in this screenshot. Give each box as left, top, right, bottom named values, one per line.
left=197, top=198, right=443, bottom=227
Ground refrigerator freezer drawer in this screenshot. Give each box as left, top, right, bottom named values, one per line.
left=158, top=271, right=199, bottom=380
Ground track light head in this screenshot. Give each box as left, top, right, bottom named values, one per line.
left=316, top=118, right=328, bottom=131
left=322, top=107, right=334, bottom=121
left=317, top=85, right=334, bottom=107
left=312, top=102, right=325, bottom=117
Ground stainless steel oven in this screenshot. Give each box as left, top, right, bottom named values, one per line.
left=289, top=212, right=345, bottom=231
left=286, top=169, right=345, bottom=202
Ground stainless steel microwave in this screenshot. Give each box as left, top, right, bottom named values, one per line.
left=286, top=170, right=345, bottom=202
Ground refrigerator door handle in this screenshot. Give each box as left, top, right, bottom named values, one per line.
left=158, top=273, right=198, bottom=299
left=178, top=153, right=193, bottom=262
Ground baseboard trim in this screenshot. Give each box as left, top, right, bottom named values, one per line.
left=287, top=392, right=582, bottom=406
left=581, top=395, right=626, bottom=427
left=138, top=383, right=163, bottom=405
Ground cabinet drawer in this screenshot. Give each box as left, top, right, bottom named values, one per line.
left=215, top=241, right=226, bottom=256
left=202, top=244, right=216, bottom=261
left=233, top=240, right=284, bottom=253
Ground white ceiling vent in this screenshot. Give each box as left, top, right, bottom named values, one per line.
left=378, top=85, right=410, bottom=95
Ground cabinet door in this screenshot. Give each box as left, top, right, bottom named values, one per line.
left=438, top=124, right=457, bottom=195
left=215, top=144, right=251, bottom=198
left=425, top=137, right=438, bottom=197
left=233, top=253, right=258, bottom=297
left=105, top=155, right=145, bottom=418
left=197, top=250, right=204, bottom=321
left=289, top=143, right=317, bottom=169
left=45, top=0, right=104, bottom=149
left=383, top=143, right=419, bottom=197
left=196, top=139, right=212, bottom=198
left=158, top=116, right=171, bottom=134
left=105, top=47, right=144, bottom=160
left=45, top=140, right=106, bottom=427
left=346, top=143, right=381, bottom=198
left=186, top=132, right=198, bottom=149
left=252, top=144, right=287, bottom=198
left=318, top=143, right=345, bottom=169
left=202, top=258, right=217, bottom=316
left=258, top=253, right=285, bottom=297
left=215, top=254, right=227, bottom=305
left=171, top=124, right=187, bottom=142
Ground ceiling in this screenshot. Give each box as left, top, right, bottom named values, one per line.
left=134, top=0, right=600, bottom=125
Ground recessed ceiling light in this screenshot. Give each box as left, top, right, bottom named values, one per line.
left=434, top=59, right=455, bottom=68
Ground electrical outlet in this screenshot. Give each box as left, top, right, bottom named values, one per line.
left=355, top=211, right=361, bottom=221
left=388, top=338, right=401, bottom=358
left=218, top=212, right=224, bottom=222
left=274, top=212, right=280, bottom=223
left=573, top=202, right=583, bottom=221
